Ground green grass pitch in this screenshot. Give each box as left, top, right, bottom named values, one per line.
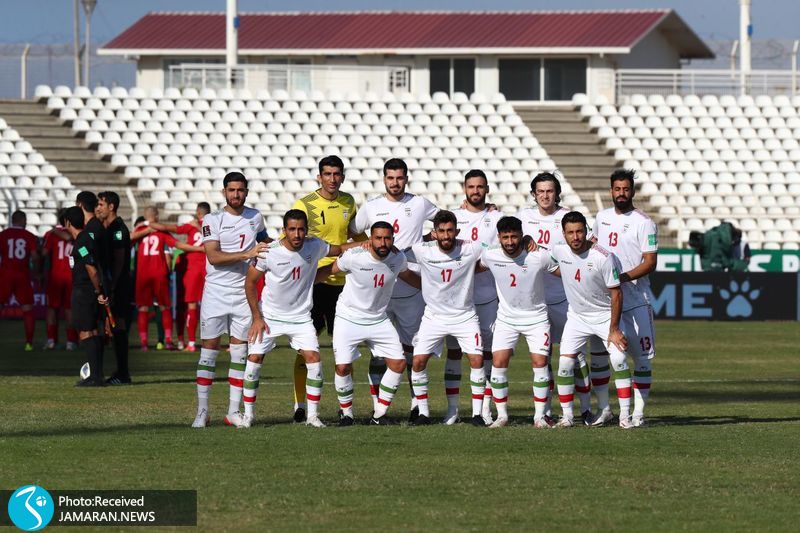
left=1, top=320, right=798, bottom=531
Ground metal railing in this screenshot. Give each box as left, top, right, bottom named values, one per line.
left=615, top=68, right=800, bottom=99
left=167, top=63, right=410, bottom=95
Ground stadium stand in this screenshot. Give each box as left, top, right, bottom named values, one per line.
left=34, top=84, right=591, bottom=233
left=575, top=93, right=800, bottom=250
left=0, top=112, right=78, bottom=235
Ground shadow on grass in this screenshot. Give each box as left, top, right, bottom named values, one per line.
left=663, top=389, right=800, bottom=403
left=649, top=415, right=800, bottom=426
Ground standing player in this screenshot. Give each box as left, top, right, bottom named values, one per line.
left=480, top=216, right=558, bottom=428
left=64, top=206, right=107, bottom=386
left=42, top=209, right=78, bottom=350
left=591, top=169, right=658, bottom=427
left=320, top=222, right=420, bottom=425
left=549, top=211, right=633, bottom=428
left=447, top=170, right=503, bottom=424
left=96, top=191, right=133, bottom=385
left=290, top=155, right=361, bottom=422
left=131, top=206, right=202, bottom=351
left=148, top=202, right=210, bottom=352
left=0, top=210, right=39, bottom=351
left=517, top=172, right=598, bottom=424
left=407, top=210, right=485, bottom=426
left=239, top=209, right=362, bottom=428
left=349, top=158, right=438, bottom=417
left=192, top=172, right=268, bottom=428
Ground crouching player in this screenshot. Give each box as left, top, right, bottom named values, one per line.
left=479, top=216, right=558, bottom=428
left=320, top=221, right=420, bottom=425
left=549, top=212, right=634, bottom=428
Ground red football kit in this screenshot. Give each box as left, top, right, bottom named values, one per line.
left=0, top=226, right=38, bottom=306
left=135, top=227, right=176, bottom=307
left=43, top=227, right=73, bottom=308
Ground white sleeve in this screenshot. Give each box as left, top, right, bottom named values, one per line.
left=604, top=254, right=622, bottom=288
left=315, top=239, right=331, bottom=262
left=542, top=251, right=559, bottom=273
left=336, top=250, right=352, bottom=273
left=254, top=255, right=268, bottom=273
left=202, top=214, right=219, bottom=244
left=397, top=252, right=408, bottom=272
left=350, top=204, right=369, bottom=235
left=640, top=218, right=659, bottom=253
left=405, top=244, right=420, bottom=264
left=422, top=197, right=439, bottom=220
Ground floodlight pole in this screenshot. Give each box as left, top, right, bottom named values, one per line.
left=739, top=0, right=752, bottom=95
left=73, top=0, right=81, bottom=85
left=226, top=0, right=239, bottom=89
left=82, top=0, right=97, bottom=87
left=792, top=40, right=799, bottom=95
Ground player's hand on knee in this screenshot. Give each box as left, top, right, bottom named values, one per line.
left=608, top=328, right=628, bottom=351
left=248, top=318, right=268, bottom=343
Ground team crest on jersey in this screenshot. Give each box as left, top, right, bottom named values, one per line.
left=342, top=209, right=349, bottom=220
left=404, top=207, right=412, bottom=217
left=623, top=224, right=630, bottom=233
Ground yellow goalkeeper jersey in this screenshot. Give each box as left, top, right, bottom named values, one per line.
left=292, top=190, right=358, bottom=286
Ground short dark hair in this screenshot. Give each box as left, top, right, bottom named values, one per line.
left=98, top=191, right=120, bottom=213
left=531, top=172, right=562, bottom=204
left=496, top=216, right=522, bottom=234
left=283, top=209, right=308, bottom=228
left=432, top=210, right=457, bottom=228
left=197, top=202, right=211, bottom=215
left=610, top=168, right=636, bottom=188
left=371, top=221, right=394, bottom=234
left=64, top=206, right=85, bottom=230
left=56, top=207, right=67, bottom=226
left=464, top=169, right=487, bottom=185
left=133, top=216, right=145, bottom=226
left=11, top=210, right=26, bottom=225
left=561, top=211, right=587, bottom=230
left=383, top=158, right=408, bottom=177
left=318, top=155, right=345, bottom=175
left=76, top=191, right=98, bottom=212
left=223, top=171, right=247, bottom=188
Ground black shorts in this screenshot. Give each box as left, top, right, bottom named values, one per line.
left=110, top=282, right=132, bottom=320
left=311, top=283, right=344, bottom=335
left=71, top=287, right=101, bottom=332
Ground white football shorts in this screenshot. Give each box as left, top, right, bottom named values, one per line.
left=200, top=282, right=251, bottom=342
left=332, top=316, right=404, bottom=365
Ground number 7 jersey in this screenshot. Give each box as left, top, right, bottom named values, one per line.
left=201, top=207, right=266, bottom=287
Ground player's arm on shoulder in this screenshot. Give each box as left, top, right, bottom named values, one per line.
left=174, top=240, right=204, bottom=253
left=398, top=269, right=421, bottom=289
left=150, top=221, right=179, bottom=233
left=204, top=239, right=267, bottom=265
left=327, top=240, right=364, bottom=256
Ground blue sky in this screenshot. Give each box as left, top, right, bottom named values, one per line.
left=0, top=0, right=798, bottom=44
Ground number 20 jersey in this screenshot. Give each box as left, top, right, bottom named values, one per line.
left=516, top=206, right=570, bottom=305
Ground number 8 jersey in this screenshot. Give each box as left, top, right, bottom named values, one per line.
left=516, top=206, right=571, bottom=305
left=201, top=207, right=266, bottom=287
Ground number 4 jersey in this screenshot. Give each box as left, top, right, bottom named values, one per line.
left=201, top=207, right=266, bottom=288
left=550, top=243, right=622, bottom=324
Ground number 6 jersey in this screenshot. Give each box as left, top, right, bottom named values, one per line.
left=201, top=207, right=266, bottom=287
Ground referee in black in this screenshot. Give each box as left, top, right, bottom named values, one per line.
left=97, top=191, right=132, bottom=385
left=64, top=206, right=107, bottom=387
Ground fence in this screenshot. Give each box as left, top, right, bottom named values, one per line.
left=0, top=44, right=135, bottom=99
left=166, top=63, right=410, bottom=95
left=616, top=68, right=800, bottom=99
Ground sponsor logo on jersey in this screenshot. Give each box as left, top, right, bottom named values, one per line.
left=114, top=230, right=123, bottom=240
left=612, top=268, right=619, bottom=280
left=648, top=234, right=657, bottom=246
left=376, top=212, right=390, bottom=216
left=78, top=246, right=89, bottom=257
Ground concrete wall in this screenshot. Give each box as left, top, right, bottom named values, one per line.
left=136, top=56, right=164, bottom=89
left=619, top=29, right=681, bottom=69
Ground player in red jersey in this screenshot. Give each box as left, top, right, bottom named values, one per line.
left=42, top=209, right=78, bottom=350
left=149, top=202, right=210, bottom=352
left=131, top=206, right=202, bottom=351
left=0, top=210, right=40, bottom=351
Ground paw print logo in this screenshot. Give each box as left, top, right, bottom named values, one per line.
left=719, top=280, right=761, bottom=318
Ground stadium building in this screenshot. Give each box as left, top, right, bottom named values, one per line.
left=98, top=10, right=713, bottom=103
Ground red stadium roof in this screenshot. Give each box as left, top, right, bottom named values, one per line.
left=100, top=10, right=712, bottom=57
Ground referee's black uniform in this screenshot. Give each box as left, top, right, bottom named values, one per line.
left=71, top=227, right=105, bottom=385
left=105, top=217, right=132, bottom=383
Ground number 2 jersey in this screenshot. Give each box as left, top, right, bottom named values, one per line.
left=592, top=208, right=658, bottom=311
left=201, top=207, right=266, bottom=288
left=550, top=243, right=622, bottom=324
left=516, top=206, right=570, bottom=305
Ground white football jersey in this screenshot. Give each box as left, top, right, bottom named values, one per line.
left=452, top=207, right=502, bottom=305
left=335, top=248, right=408, bottom=325
left=255, top=237, right=330, bottom=322
left=480, top=246, right=558, bottom=326
left=593, top=208, right=658, bottom=311
left=350, top=193, right=438, bottom=297
left=516, top=206, right=570, bottom=305
left=550, top=243, right=622, bottom=324
left=202, top=207, right=266, bottom=288
left=406, top=240, right=482, bottom=323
